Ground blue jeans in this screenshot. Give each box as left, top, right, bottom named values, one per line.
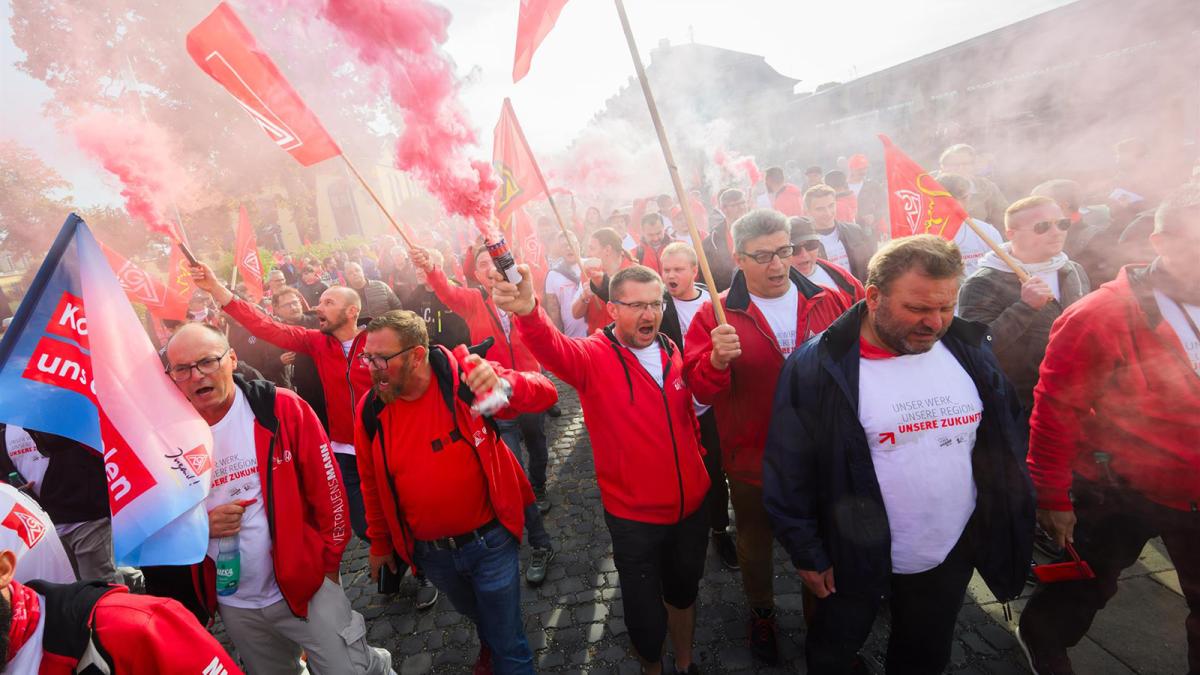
left=496, top=417, right=552, bottom=550
left=414, top=527, right=533, bottom=674
left=335, top=453, right=368, bottom=542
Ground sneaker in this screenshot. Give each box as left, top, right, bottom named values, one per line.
left=526, top=546, right=555, bottom=586
left=712, top=530, right=739, bottom=570
left=415, top=575, right=439, bottom=611
left=749, top=609, right=779, bottom=665
left=546, top=404, right=562, bottom=418
left=534, top=487, right=551, bottom=514
left=473, top=644, right=493, bottom=675
left=1017, top=624, right=1075, bottom=675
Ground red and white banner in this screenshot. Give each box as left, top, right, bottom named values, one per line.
left=234, top=205, right=264, bottom=302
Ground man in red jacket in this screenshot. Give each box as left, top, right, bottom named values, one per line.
left=356, top=310, right=557, bottom=675
left=164, top=323, right=393, bottom=674
left=494, top=265, right=711, bottom=675
left=1020, top=185, right=1200, bottom=674
left=409, top=246, right=557, bottom=587
left=764, top=166, right=804, bottom=217
left=683, top=209, right=853, bottom=665
left=0, top=548, right=245, bottom=674
left=634, top=212, right=676, bottom=273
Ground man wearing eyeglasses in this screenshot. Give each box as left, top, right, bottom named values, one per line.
left=682, top=209, right=853, bottom=665
left=162, top=323, right=394, bottom=675
left=494, top=265, right=711, bottom=675
left=958, top=196, right=1090, bottom=418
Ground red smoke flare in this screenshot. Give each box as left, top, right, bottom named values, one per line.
left=319, top=0, right=496, bottom=231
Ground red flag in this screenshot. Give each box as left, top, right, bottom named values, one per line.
left=166, top=245, right=198, bottom=318
left=512, top=209, right=547, bottom=299
left=513, top=0, right=570, bottom=83
left=186, top=3, right=342, bottom=167
left=234, top=206, right=265, bottom=302
left=879, top=134, right=967, bottom=240
left=494, top=98, right=548, bottom=235
left=97, top=241, right=190, bottom=322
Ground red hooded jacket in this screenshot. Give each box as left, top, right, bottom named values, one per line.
left=515, top=305, right=710, bottom=524
left=1029, top=264, right=1200, bottom=511
left=683, top=268, right=853, bottom=486
left=426, top=267, right=540, bottom=372
left=186, top=377, right=349, bottom=620
left=772, top=183, right=805, bottom=217
left=354, top=346, right=557, bottom=566
left=223, top=298, right=371, bottom=445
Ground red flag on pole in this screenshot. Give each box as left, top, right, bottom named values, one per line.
left=512, top=209, right=548, bottom=299
left=234, top=206, right=265, bottom=302
left=97, top=242, right=190, bottom=322
left=186, top=2, right=342, bottom=167
left=493, top=98, right=548, bottom=234
left=879, top=134, right=967, bottom=240
left=513, top=0, right=570, bottom=83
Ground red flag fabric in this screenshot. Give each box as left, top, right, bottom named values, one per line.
left=234, top=206, right=265, bottom=302
left=186, top=2, right=342, bottom=167
left=879, top=134, right=967, bottom=240
left=512, top=209, right=547, bottom=299
left=494, top=98, right=548, bottom=236
left=165, top=245, right=198, bottom=318
left=97, top=241, right=190, bottom=322
left=513, top=0, right=570, bottom=83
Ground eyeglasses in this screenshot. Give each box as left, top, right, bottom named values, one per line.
left=612, top=300, right=665, bottom=313
left=797, top=241, right=822, bottom=252
left=358, top=345, right=418, bottom=370
left=740, top=245, right=795, bottom=264
left=166, top=348, right=230, bottom=382
left=1030, top=219, right=1072, bottom=235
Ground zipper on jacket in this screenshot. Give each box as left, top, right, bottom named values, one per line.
left=262, top=428, right=305, bottom=620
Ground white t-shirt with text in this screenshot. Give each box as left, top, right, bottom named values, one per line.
left=750, top=284, right=800, bottom=356
left=4, top=426, right=48, bottom=495
left=818, top=229, right=849, bottom=271
left=954, top=219, right=1004, bottom=279
left=1156, top=289, right=1200, bottom=376
left=206, top=388, right=284, bottom=609
left=858, top=341, right=981, bottom=574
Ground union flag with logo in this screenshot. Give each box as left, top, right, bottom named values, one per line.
left=879, top=134, right=968, bottom=240
left=186, top=2, right=341, bottom=167
left=97, top=241, right=190, bottom=322
left=0, top=215, right=213, bottom=566
left=235, top=205, right=265, bottom=303
left=494, top=98, right=549, bottom=291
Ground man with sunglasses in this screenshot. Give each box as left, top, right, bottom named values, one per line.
left=682, top=209, right=853, bottom=664
left=494, top=265, right=711, bottom=675
left=161, top=323, right=394, bottom=675
left=789, top=216, right=865, bottom=304
left=958, top=196, right=1090, bottom=418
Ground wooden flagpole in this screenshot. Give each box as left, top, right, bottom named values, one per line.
left=612, top=0, right=726, bottom=324
left=963, top=216, right=1029, bottom=282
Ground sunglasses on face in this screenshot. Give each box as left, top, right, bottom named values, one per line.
left=740, top=245, right=795, bottom=264
left=1029, top=219, right=1072, bottom=235
left=796, top=241, right=821, bottom=252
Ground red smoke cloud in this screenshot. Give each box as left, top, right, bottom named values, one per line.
left=319, top=0, right=496, bottom=231
left=70, top=109, right=195, bottom=241
left=714, top=148, right=761, bottom=187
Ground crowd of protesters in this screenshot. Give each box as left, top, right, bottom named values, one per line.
left=0, top=136, right=1196, bottom=675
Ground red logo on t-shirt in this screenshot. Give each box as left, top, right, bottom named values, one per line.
left=182, top=445, right=213, bottom=476
left=2, top=503, right=45, bottom=549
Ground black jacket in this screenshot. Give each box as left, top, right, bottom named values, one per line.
left=660, top=283, right=709, bottom=350
left=701, top=220, right=736, bottom=293
left=0, top=426, right=108, bottom=525
left=403, top=285, right=471, bottom=349
left=824, top=220, right=876, bottom=283
left=762, top=303, right=1034, bottom=602
left=958, top=262, right=1090, bottom=410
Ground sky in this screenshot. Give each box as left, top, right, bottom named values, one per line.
left=1, top=0, right=1075, bottom=208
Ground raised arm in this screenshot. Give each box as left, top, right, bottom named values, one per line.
left=493, top=265, right=595, bottom=390
left=190, top=262, right=314, bottom=353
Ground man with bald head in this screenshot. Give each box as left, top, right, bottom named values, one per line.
left=161, top=323, right=393, bottom=675
left=344, top=261, right=404, bottom=320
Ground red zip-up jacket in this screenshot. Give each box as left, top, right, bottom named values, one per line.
left=28, top=581, right=243, bottom=674
left=772, top=183, right=805, bottom=217
left=1029, top=264, right=1200, bottom=511
left=426, top=267, right=540, bottom=372
left=812, top=258, right=866, bottom=305
left=187, top=377, right=349, bottom=620
left=223, top=297, right=371, bottom=445
left=354, top=346, right=557, bottom=565
left=515, top=304, right=710, bottom=524
left=683, top=268, right=853, bottom=487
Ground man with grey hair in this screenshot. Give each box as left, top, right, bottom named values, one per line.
left=344, top=261, right=404, bottom=320
left=683, top=209, right=854, bottom=664
left=495, top=264, right=711, bottom=675
left=937, top=143, right=1009, bottom=226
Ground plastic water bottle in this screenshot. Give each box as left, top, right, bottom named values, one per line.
left=215, top=535, right=240, bottom=596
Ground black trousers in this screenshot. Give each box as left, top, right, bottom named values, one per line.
left=1021, top=477, right=1200, bottom=675
left=698, top=410, right=729, bottom=531
left=806, top=529, right=975, bottom=675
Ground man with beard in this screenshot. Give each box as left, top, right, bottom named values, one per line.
left=268, top=287, right=330, bottom=431
left=0, top=546, right=243, bottom=673
left=159, top=323, right=393, bottom=675
left=634, top=212, right=676, bottom=273
left=495, top=265, right=711, bottom=675
left=762, top=235, right=1034, bottom=674
left=356, top=311, right=556, bottom=675
left=683, top=210, right=853, bottom=664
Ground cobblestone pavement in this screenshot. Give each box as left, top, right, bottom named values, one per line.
left=223, top=379, right=1188, bottom=673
